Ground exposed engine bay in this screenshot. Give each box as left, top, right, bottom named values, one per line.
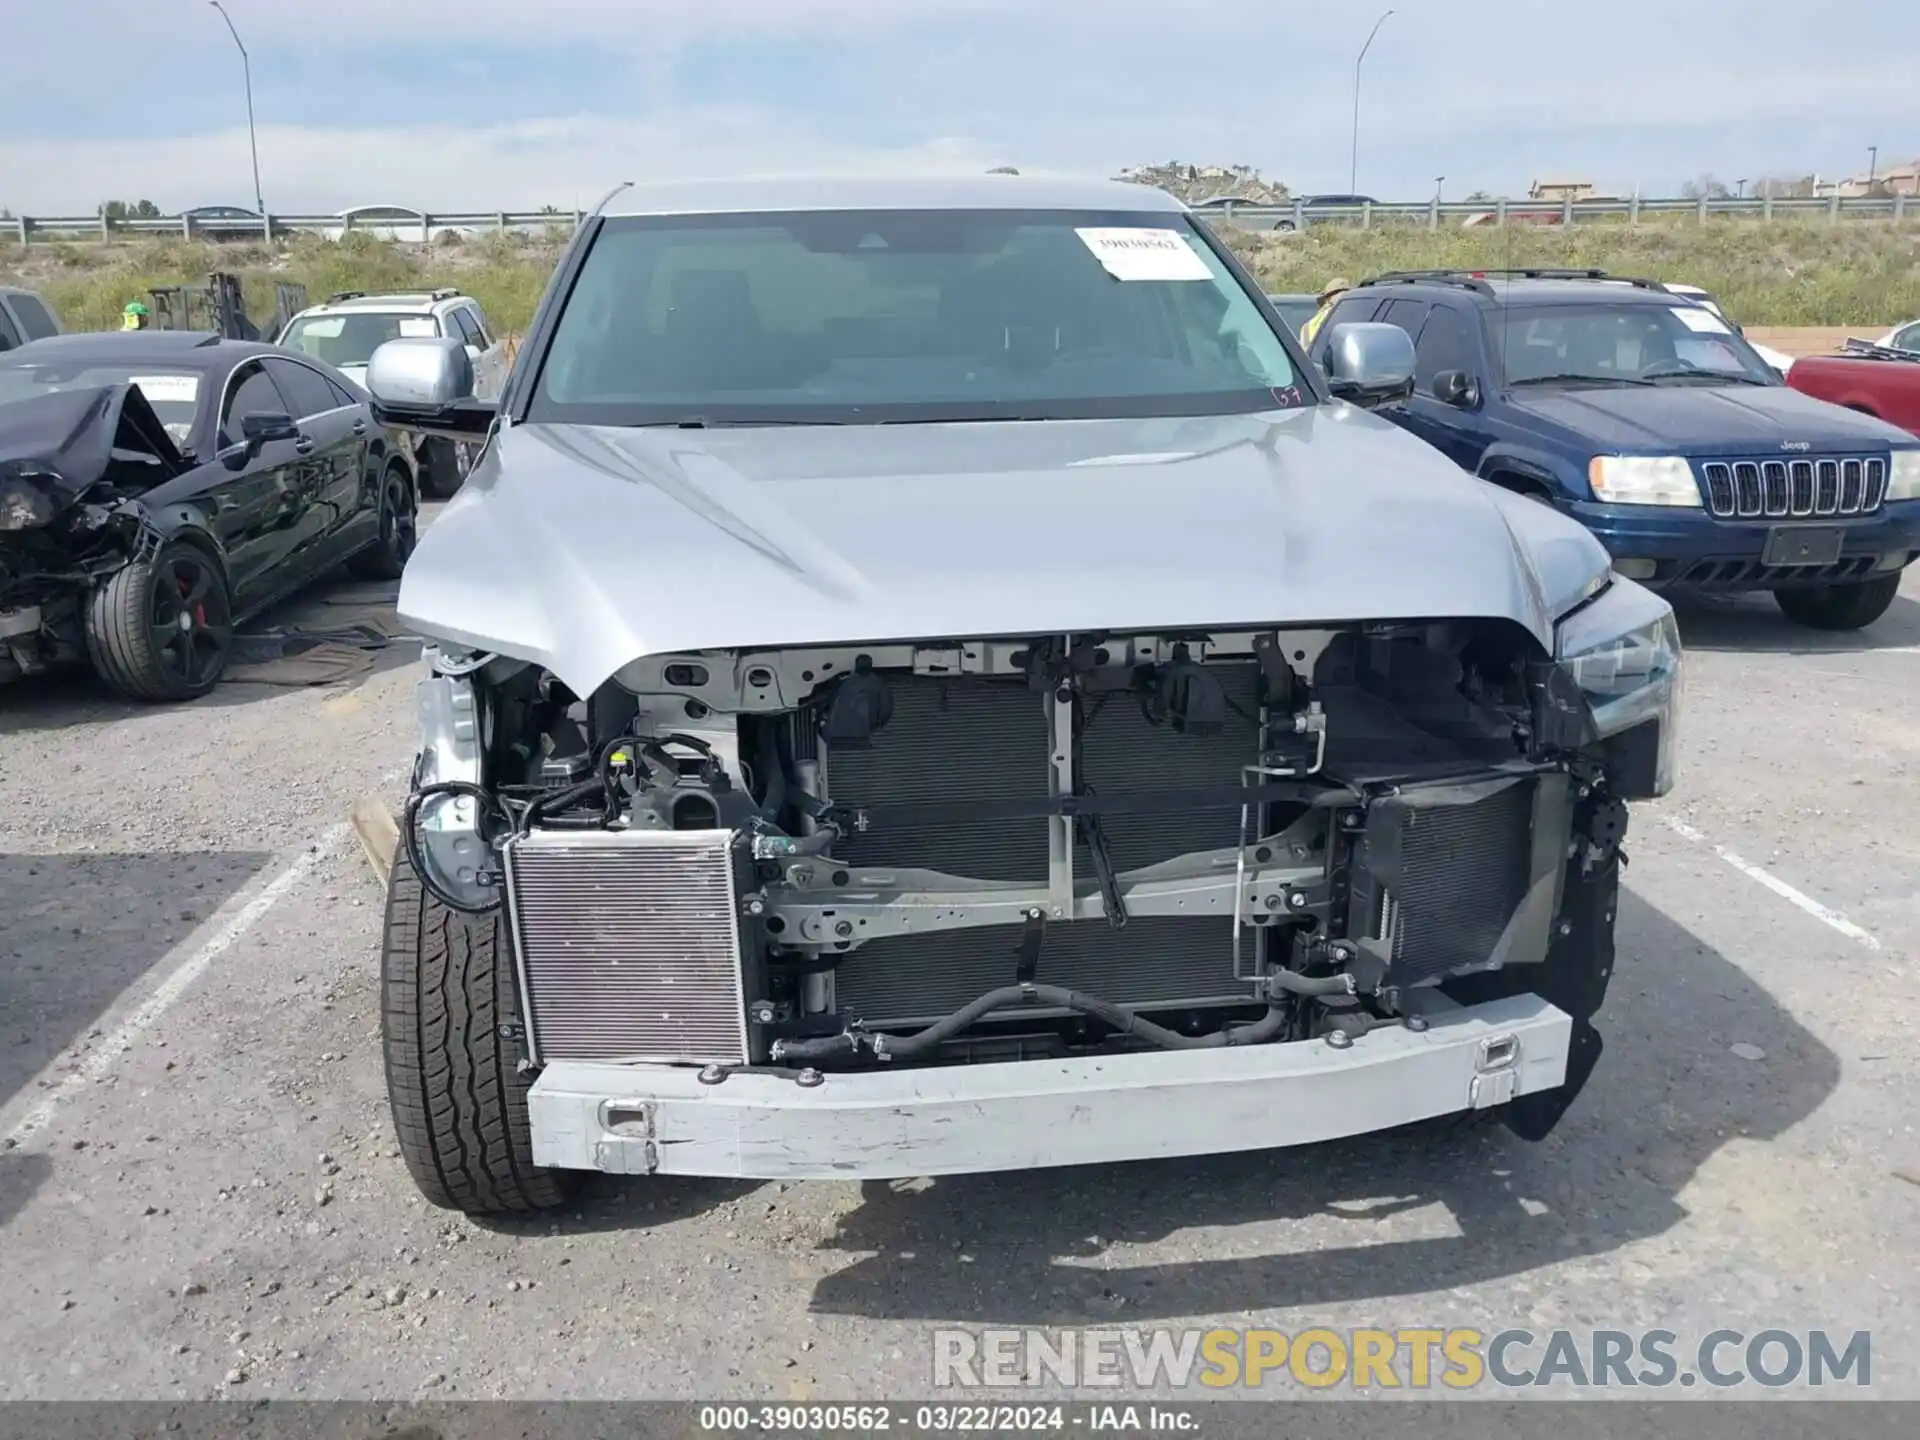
left=0, top=384, right=187, bottom=680
left=410, top=617, right=1634, bottom=1122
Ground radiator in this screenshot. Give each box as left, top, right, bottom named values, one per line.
left=1352, top=776, right=1543, bottom=988
left=827, top=671, right=1265, bottom=1026
left=501, top=829, right=753, bottom=1065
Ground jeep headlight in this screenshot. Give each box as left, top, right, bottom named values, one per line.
left=1587, top=455, right=1702, bottom=507
left=1557, top=581, right=1683, bottom=797
left=1887, top=449, right=1920, bottom=502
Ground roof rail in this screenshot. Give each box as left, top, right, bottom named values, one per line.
left=1356, top=270, right=1494, bottom=296
left=327, top=290, right=366, bottom=303
left=429, top=287, right=461, bottom=300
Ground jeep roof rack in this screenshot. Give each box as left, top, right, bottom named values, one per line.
left=1358, top=268, right=1671, bottom=296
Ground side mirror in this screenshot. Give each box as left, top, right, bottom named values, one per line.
left=241, top=411, right=298, bottom=445
left=1431, top=369, right=1481, bottom=409
left=1322, top=323, right=1417, bottom=408
left=366, top=336, right=496, bottom=440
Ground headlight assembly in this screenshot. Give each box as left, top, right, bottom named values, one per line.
left=1886, top=449, right=1920, bottom=502
left=1556, top=580, right=1684, bottom=797
left=0, top=474, right=61, bottom=532
left=1587, top=455, right=1702, bottom=507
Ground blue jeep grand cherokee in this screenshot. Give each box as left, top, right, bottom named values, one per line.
left=1311, top=269, right=1920, bottom=630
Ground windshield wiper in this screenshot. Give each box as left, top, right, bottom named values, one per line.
left=1646, top=371, right=1772, bottom=386
left=1509, top=373, right=1655, bottom=388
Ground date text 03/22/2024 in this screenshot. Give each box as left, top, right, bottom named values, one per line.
left=695, top=1404, right=1194, bottom=1432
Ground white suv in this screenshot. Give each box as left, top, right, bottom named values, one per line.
left=277, top=289, right=494, bottom=496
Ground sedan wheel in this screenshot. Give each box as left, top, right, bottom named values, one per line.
left=86, top=542, right=234, bottom=701
left=352, top=466, right=418, bottom=580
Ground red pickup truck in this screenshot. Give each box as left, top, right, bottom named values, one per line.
left=1788, top=341, right=1920, bottom=436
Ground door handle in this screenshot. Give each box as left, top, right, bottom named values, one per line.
left=294, top=436, right=316, bottom=455
left=351, top=419, right=368, bottom=436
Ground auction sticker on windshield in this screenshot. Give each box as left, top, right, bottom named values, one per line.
left=1075, top=227, right=1212, bottom=282
left=1671, top=307, right=1733, bottom=335
left=399, top=317, right=439, bottom=337
left=129, top=374, right=199, bottom=405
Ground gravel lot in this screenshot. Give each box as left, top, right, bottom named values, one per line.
left=2, top=545, right=1917, bottom=1402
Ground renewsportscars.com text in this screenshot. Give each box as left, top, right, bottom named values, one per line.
left=932, top=1327, right=1872, bottom=1391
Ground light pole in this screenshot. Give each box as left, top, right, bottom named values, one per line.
left=1434, top=175, right=1445, bottom=203
left=1867, top=144, right=1878, bottom=192
left=1350, top=9, right=1394, bottom=195
left=209, top=1, right=265, bottom=216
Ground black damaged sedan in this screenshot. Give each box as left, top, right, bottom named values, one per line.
left=0, top=332, right=418, bottom=700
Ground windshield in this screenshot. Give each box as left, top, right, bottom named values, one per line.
left=1494, top=303, right=1776, bottom=387
left=530, top=208, right=1304, bottom=426
left=0, top=363, right=201, bottom=445
left=281, top=311, right=440, bottom=368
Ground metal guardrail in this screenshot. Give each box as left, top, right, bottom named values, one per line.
left=4, top=193, right=1913, bottom=244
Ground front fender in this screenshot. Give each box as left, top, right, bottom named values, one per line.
left=1477, top=445, right=1586, bottom=502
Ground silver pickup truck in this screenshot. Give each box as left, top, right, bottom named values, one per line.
left=362, top=175, right=1680, bottom=1215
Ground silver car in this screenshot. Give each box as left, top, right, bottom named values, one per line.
left=363, top=174, right=1680, bottom=1214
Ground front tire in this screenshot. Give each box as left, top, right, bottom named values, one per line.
left=381, top=844, right=575, bottom=1214
left=85, top=539, right=233, bottom=701
left=1773, top=574, right=1901, bottom=631
left=418, top=437, right=470, bottom=500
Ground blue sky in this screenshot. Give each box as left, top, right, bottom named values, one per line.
left=2, top=0, right=1910, bottom=214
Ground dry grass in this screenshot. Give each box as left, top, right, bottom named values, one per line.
left=4, top=216, right=1916, bottom=332
left=1227, top=218, right=1920, bottom=325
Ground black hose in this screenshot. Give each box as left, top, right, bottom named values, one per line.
left=757, top=715, right=789, bottom=821
left=774, top=984, right=1290, bottom=1064
left=401, top=781, right=505, bottom=914
left=1265, top=970, right=1357, bottom=998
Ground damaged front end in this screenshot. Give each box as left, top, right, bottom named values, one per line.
left=0, top=385, right=186, bottom=680
left=405, top=574, right=1678, bottom=1176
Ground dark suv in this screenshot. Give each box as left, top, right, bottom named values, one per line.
left=1310, top=269, right=1920, bottom=630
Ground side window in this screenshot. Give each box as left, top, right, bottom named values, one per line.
left=324, top=372, right=363, bottom=406
left=264, top=358, right=344, bottom=419
left=459, top=307, right=490, bottom=347
left=1375, top=298, right=1430, bottom=338
left=219, top=362, right=292, bottom=447
left=1413, top=305, right=1479, bottom=390
left=1894, top=322, right=1920, bottom=354
left=0, top=306, right=20, bottom=351
left=9, top=294, right=59, bottom=340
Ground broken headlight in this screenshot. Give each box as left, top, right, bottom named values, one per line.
left=0, top=471, right=61, bottom=532
left=1556, top=579, right=1683, bottom=797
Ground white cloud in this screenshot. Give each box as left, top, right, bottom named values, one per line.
left=0, top=109, right=1001, bottom=215
left=3, top=0, right=1912, bottom=212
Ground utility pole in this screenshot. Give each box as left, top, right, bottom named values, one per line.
left=1735, top=178, right=1747, bottom=199
left=1434, top=175, right=1445, bottom=203
left=1867, top=145, right=1878, bottom=192
left=209, top=2, right=265, bottom=216
left=1349, top=10, right=1394, bottom=195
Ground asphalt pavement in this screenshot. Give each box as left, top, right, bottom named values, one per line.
left=1, top=550, right=1917, bottom=1402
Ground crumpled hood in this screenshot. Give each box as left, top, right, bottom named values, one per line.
left=399, top=406, right=1611, bottom=699
left=1508, top=381, right=1911, bottom=453
left=0, top=383, right=187, bottom=515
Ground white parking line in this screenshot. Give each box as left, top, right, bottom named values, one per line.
left=2, top=822, right=355, bottom=1150
left=1663, top=816, right=1882, bottom=952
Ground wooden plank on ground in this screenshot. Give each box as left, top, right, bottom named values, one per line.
left=352, top=796, right=399, bottom=886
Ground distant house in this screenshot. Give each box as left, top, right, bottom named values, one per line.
left=1830, top=160, right=1919, bottom=198
left=1527, top=179, right=1597, bottom=202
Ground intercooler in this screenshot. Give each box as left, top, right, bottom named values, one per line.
left=501, top=829, right=757, bottom=1065
left=827, top=671, right=1266, bottom=1026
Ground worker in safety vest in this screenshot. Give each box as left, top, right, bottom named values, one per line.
left=121, top=301, right=151, bottom=331
left=1296, top=276, right=1353, bottom=347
